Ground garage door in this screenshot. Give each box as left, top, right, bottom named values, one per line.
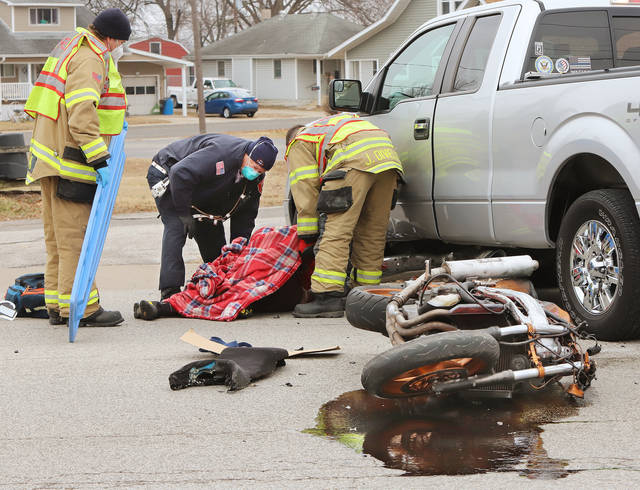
left=122, top=76, right=157, bottom=115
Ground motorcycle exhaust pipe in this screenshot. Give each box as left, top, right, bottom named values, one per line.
left=432, top=361, right=584, bottom=394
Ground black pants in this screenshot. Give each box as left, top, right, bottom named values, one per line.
left=148, top=168, right=227, bottom=291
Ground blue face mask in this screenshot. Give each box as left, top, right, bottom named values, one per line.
left=241, top=166, right=261, bottom=181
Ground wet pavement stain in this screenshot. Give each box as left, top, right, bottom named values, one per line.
left=306, top=386, right=583, bottom=478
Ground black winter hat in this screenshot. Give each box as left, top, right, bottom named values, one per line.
left=93, top=8, right=131, bottom=41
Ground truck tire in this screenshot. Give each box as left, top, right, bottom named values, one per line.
left=345, top=286, right=402, bottom=336
left=361, top=330, right=499, bottom=398
left=556, top=189, right=640, bottom=340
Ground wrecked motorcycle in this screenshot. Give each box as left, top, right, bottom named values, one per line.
left=345, top=256, right=598, bottom=399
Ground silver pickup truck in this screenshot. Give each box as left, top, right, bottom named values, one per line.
left=327, top=0, right=640, bottom=340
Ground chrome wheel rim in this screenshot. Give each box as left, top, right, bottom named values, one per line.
left=569, top=219, right=620, bottom=314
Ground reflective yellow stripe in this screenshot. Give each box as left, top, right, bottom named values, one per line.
left=65, top=87, right=100, bottom=107
left=330, top=119, right=380, bottom=144
left=325, top=138, right=395, bottom=173
left=297, top=217, right=318, bottom=233
left=81, top=138, right=108, bottom=159
left=312, top=268, right=347, bottom=285
left=351, top=268, right=382, bottom=284
left=367, top=161, right=404, bottom=174
left=30, top=139, right=97, bottom=182
left=45, top=290, right=59, bottom=305
left=289, top=164, right=319, bottom=186
left=58, top=289, right=98, bottom=306
left=86, top=289, right=99, bottom=305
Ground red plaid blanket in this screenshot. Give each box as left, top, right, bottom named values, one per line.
left=167, top=225, right=302, bottom=321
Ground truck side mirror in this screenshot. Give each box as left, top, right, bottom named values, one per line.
left=329, top=79, right=362, bottom=111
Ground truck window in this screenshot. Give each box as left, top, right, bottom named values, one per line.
left=376, top=23, right=455, bottom=112
left=453, top=15, right=501, bottom=92
left=527, top=10, right=613, bottom=75
left=612, top=16, right=640, bottom=67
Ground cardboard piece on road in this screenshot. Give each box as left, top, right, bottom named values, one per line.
left=180, top=328, right=340, bottom=357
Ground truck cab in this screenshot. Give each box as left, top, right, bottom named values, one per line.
left=329, top=0, right=640, bottom=340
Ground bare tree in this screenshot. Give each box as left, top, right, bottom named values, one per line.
left=151, top=0, right=187, bottom=39
left=322, top=0, right=395, bottom=26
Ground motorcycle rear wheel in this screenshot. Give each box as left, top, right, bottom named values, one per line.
left=361, top=330, right=500, bottom=398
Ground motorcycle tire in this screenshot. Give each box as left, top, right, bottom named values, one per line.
left=361, top=330, right=500, bottom=398
left=557, top=189, right=640, bottom=340
left=345, top=285, right=403, bottom=336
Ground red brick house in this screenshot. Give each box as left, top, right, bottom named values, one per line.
left=129, top=37, right=190, bottom=86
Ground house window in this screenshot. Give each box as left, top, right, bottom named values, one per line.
left=150, top=42, right=161, bottom=55
left=0, top=64, right=16, bottom=78
left=373, top=60, right=378, bottom=75
left=29, top=8, right=59, bottom=25
left=274, top=59, right=282, bottom=79
left=439, top=0, right=463, bottom=15
left=217, top=61, right=225, bottom=76
left=189, top=67, right=195, bottom=85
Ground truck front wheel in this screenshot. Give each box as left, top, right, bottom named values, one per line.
left=556, top=189, right=640, bottom=340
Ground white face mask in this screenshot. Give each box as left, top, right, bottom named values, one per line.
left=110, top=45, right=124, bottom=63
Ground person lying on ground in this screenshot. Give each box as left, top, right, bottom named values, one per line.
left=133, top=225, right=314, bottom=321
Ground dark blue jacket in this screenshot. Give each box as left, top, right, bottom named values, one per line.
left=152, top=133, right=263, bottom=237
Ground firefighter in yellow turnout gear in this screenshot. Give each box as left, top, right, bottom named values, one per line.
left=23, top=8, right=131, bottom=327
left=286, top=113, right=403, bottom=318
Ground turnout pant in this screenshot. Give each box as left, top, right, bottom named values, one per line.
left=40, top=176, right=100, bottom=318
left=154, top=192, right=227, bottom=291
left=311, top=169, right=397, bottom=294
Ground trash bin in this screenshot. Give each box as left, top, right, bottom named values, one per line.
left=159, top=99, right=166, bottom=113
left=0, top=133, right=28, bottom=180
left=162, top=96, right=174, bottom=115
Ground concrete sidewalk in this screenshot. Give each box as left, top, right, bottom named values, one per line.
left=1, top=209, right=640, bottom=488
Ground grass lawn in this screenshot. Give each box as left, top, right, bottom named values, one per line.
left=0, top=128, right=290, bottom=221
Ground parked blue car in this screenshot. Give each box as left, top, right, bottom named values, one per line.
left=203, top=88, right=258, bottom=118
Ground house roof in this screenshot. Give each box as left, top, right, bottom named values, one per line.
left=0, top=20, right=63, bottom=56
left=0, top=6, right=92, bottom=57
left=327, top=0, right=411, bottom=58
left=200, top=12, right=363, bottom=59
left=121, top=46, right=193, bottom=68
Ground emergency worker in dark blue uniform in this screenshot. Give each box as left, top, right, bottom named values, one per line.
left=147, top=134, right=278, bottom=300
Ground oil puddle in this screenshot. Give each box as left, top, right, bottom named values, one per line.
left=306, top=386, right=582, bottom=478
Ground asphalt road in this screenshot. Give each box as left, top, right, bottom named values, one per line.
left=1, top=207, right=640, bottom=488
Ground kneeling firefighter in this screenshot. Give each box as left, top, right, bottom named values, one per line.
left=286, top=113, right=404, bottom=318
left=147, top=134, right=278, bottom=300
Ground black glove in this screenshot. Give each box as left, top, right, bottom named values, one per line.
left=179, top=215, right=195, bottom=239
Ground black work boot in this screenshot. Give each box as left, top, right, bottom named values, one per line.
left=48, top=309, right=66, bottom=326
left=134, top=300, right=177, bottom=320
left=79, top=307, right=124, bottom=327
left=160, top=287, right=181, bottom=301
left=292, top=292, right=346, bottom=318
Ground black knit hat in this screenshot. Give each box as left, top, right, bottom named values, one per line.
left=93, top=8, right=131, bottom=41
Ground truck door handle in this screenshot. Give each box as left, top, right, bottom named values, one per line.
left=414, top=118, right=430, bottom=140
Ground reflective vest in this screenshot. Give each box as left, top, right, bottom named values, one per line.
left=285, top=113, right=402, bottom=176
left=25, top=28, right=126, bottom=136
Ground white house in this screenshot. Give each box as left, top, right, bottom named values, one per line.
left=198, top=12, right=364, bottom=106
